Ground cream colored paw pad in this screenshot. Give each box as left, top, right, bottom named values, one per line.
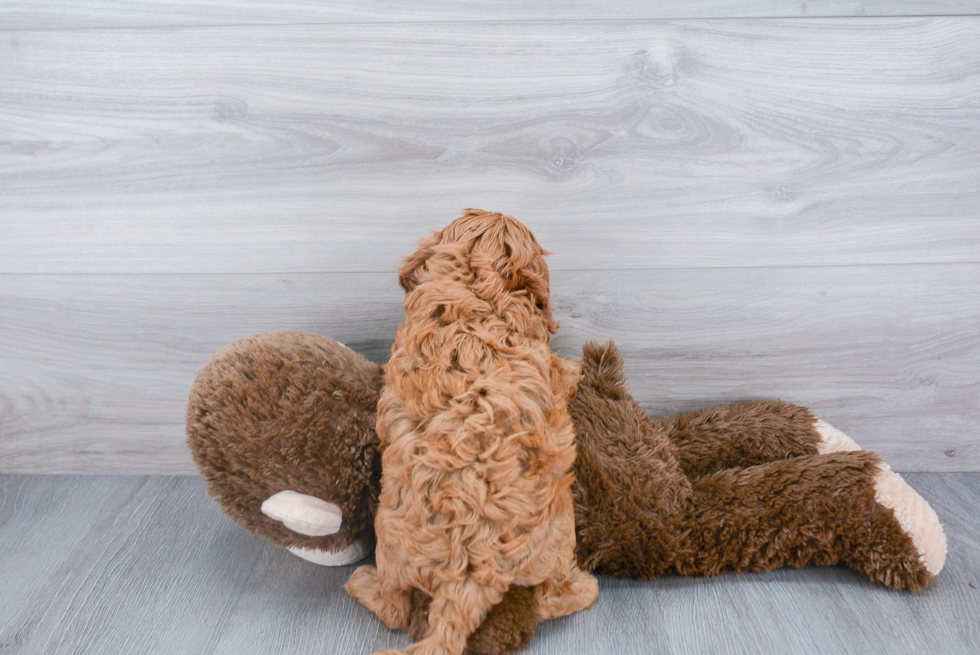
left=814, top=418, right=862, bottom=454
left=288, top=537, right=373, bottom=566
left=874, top=464, right=947, bottom=576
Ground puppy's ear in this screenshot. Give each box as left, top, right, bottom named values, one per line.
left=398, top=230, right=442, bottom=293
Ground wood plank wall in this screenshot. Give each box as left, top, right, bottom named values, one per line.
left=1, top=5, right=978, bottom=474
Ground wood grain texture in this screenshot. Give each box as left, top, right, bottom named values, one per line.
left=0, top=475, right=132, bottom=646
left=0, top=474, right=977, bottom=654
left=1, top=19, right=978, bottom=274
left=206, top=541, right=413, bottom=655
left=0, top=476, right=268, bottom=654
left=1, top=0, right=978, bottom=30
left=2, top=263, right=977, bottom=474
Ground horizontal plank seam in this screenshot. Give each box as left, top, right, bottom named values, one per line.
left=2, top=14, right=980, bottom=34
left=3, top=259, right=980, bottom=278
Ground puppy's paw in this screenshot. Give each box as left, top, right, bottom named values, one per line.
left=346, top=565, right=410, bottom=630
left=534, top=567, right=599, bottom=621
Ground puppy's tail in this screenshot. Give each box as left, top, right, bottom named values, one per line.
left=404, top=580, right=507, bottom=655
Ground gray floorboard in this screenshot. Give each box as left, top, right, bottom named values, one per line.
left=0, top=474, right=977, bottom=654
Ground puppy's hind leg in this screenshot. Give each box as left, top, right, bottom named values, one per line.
left=402, top=579, right=507, bottom=655
left=524, top=500, right=599, bottom=622
left=345, top=564, right=412, bottom=631
left=533, top=562, right=599, bottom=622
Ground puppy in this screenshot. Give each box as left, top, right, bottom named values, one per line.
left=346, top=210, right=598, bottom=655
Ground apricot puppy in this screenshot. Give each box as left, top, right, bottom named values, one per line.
left=346, top=210, right=598, bottom=655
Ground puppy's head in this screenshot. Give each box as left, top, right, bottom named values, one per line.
left=398, top=209, right=557, bottom=333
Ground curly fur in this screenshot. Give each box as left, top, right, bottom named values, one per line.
left=345, top=210, right=598, bottom=655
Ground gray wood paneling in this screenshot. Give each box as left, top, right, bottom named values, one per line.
left=1, top=19, right=978, bottom=274
left=2, top=264, right=977, bottom=475
left=1, top=474, right=978, bottom=654
left=2, top=15, right=976, bottom=475
left=1, top=0, right=978, bottom=30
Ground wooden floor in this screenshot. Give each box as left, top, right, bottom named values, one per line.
left=0, top=473, right=977, bottom=655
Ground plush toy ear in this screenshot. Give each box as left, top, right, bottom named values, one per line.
left=398, top=229, right=443, bottom=293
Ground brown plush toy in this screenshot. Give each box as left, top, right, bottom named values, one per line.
left=187, top=331, right=947, bottom=655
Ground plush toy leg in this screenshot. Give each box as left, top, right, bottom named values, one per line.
left=655, top=400, right=859, bottom=478
left=688, top=451, right=944, bottom=590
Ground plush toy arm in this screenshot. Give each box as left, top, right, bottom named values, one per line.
left=689, top=451, right=946, bottom=590
left=654, top=400, right=858, bottom=479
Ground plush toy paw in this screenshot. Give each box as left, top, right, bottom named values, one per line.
left=287, top=535, right=374, bottom=566
left=814, top=418, right=862, bottom=454
left=260, top=490, right=343, bottom=536
left=812, top=420, right=945, bottom=578
left=874, top=463, right=947, bottom=577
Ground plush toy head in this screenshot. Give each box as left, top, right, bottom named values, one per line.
left=187, top=331, right=383, bottom=564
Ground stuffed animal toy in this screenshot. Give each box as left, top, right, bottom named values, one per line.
left=187, top=331, right=946, bottom=655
